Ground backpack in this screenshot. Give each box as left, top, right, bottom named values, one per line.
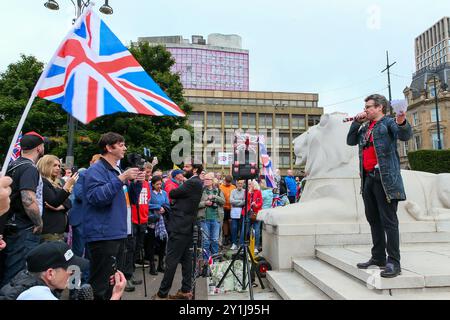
left=0, top=270, right=47, bottom=300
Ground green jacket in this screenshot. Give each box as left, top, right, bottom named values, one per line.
left=197, top=187, right=225, bottom=221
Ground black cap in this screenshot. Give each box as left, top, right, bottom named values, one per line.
left=26, top=241, right=89, bottom=273
left=20, top=131, right=45, bottom=151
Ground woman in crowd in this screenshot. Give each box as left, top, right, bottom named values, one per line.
left=147, top=175, right=169, bottom=275
left=37, top=155, right=78, bottom=242
left=198, top=173, right=225, bottom=259
left=241, top=180, right=263, bottom=253
left=229, top=180, right=245, bottom=250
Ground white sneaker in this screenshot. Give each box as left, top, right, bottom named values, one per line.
left=230, top=244, right=238, bottom=250
left=254, top=248, right=259, bottom=254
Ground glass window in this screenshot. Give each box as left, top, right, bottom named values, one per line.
left=279, top=153, right=291, bottom=168
left=275, top=114, right=289, bottom=129
left=207, top=112, right=222, bottom=128
left=308, top=115, right=321, bottom=127
left=280, top=133, right=291, bottom=148
left=224, top=113, right=239, bottom=128
left=431, top=132, right=444, bottom=149
left=403, top=141, right=409, bottom=156
left=429, top=85, right=437, bottom=98
left=430, top=108, right=441, bottom=122
left=291, top=115, right=306, bottom=130
left=241, top=113, right=256, bottom=128
left=188, top=112, right=204, bottom=127
left=412, top=112, right=420, bottom=126
left=259, top=113, right=273, bottom=128
left=414, top=135, right=421, bottom=150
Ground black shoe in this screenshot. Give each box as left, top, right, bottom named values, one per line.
left=124, top=280, right=136, bottom=292
left=157, top=260, right=165, bottom=273
left=356, top=258, right=386, bottom=269
left=149, top=263, right=158, bottom=275
left=380, top=263, right=401, bottom=278
left=130, top=275, right=142, bottom=285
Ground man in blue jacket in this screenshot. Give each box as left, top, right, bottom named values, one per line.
left=83, top=132, right=143, bottom=300
left=347, top=94, right=412, bottom=278
left=285, top=170, right=297, bottom=204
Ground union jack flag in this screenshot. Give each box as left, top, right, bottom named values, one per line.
left=258, top=135, right=276, bottom=188
left=36, top=6, right=184, bottom=124
left=11, top=132, right=22, bottom=162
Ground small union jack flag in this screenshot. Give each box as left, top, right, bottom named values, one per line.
left=36, top=5, right=184, bottom=124
left=11, top=132, right=22, bottom=162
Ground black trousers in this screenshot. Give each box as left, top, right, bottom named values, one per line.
left=121, top=235, right=135, bottom=279
left=87, top=238, right=125, bottom=300
left=145, top=226, right=166, bottom=263
left=133, top=223, right=146, bottom=266
left=362, top=170, right=400, bottom=267
left=158, top=232, right=192, bottom=297
left=288, top=196, right=296, bottom=204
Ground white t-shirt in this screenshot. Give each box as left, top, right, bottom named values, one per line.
left=16, top=286, right=58, bottom=300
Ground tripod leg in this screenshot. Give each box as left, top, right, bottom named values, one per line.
left=243, top=245, right=254, bottom=300
left=141, top=248, right=147, bottom=297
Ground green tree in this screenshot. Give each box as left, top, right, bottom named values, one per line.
left=0, top=55, right=69, bottom=165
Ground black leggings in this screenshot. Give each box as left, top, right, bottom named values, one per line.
left=144, top=227, right=167, bottom=262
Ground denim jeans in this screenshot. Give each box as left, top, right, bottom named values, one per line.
left=230, top=218, right=241, bottom=245
left=1, top=227, right=40, bottom=287
left=200, top=220, right=221, bottom=259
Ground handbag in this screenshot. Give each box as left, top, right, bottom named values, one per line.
left=249, top=210, right=257, bottom=223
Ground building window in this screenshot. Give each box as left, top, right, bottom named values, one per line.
left=414, top=135, right=421, bottom=150
left=403, top=141, right=409, bottom=157
left=430, top=108, right=441, bottom=122
left=279, top=133, right=291, bottom=148
left=207, top=112, right=222, bottom=128
left=279, top=153, right=291, bottom=168
left=412, top=112, right=420, bottom=126
left=224, top=112, right=239, bottom=128
left=431, top=132, right=444, bottom=149
left=241, top=113, right=256, bottom=128
left=429, top=84, right=437, bottom=98
left=188, top=111, right=204, bottom=127
left=308, top=115, right=321, bottom=127
left=259, top=113, right=273, bottom=128
left=291, top=115, right=306, bottom=130
left=275, top=114, right=289, bottom=129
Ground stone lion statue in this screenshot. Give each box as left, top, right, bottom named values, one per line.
left=258, top=112, right=450, bottom=225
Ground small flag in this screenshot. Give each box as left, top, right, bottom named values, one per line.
left=259, top=135, right=276, bottom=188
left=11, top=132, right=22, bottom=161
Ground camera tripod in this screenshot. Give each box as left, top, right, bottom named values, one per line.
left=216, top=179, right=264, bottom=300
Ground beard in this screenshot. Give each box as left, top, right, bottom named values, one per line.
left=184, top=169, right=194, bottom=179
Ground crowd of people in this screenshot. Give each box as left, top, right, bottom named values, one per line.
left=0, top=130, right=304, bottom=300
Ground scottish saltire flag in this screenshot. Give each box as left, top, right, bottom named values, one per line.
left=258, top=136, right=276, bottom=188
left=36, top=6, right=184, bottom=124
left=11, top=132, right=22, bottom=161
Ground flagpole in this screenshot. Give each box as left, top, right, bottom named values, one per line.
left=1, top=7, right=92, bottom=176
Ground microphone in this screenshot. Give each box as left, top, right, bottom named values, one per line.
left=75, top=284, right=94, bottom=300
left=343, top=117, right=356, bottom=123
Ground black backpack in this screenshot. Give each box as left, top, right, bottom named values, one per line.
left=0, top=270, right=47, bottom=300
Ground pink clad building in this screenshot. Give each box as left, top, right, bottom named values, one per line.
left=137, top=34, right=249, bottom=91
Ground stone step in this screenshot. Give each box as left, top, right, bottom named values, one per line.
left=316, top=247, right=425, bottom=290
left=292, top=258, right=392, bottom=300
left=266, top=270, right=330, bottom=300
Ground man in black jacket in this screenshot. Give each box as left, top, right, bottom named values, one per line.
left=152, top=162, right=203, bottom=300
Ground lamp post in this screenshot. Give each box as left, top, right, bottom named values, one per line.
left=432, top=75, right=442, bottom=150
left=44, top=0, right=113, bottom=167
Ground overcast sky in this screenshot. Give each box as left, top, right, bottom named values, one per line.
left=0, top=0, right=448, bottom=116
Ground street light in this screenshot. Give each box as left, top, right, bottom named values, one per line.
left=44, top=0, right=114, bottom=167
left=431, top=75, right=443, bottom=150
left=99, top=0, right=113, bottom=15
left=44, top=0, right=59, bottom=10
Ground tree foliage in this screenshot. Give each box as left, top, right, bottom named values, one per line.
left=0, top=45, right=192, bottom=169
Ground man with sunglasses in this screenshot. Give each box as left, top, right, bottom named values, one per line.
left=347, top=94, right=412, bottom=278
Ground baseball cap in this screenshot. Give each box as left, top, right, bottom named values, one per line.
left=20, top=131, right=46, bottom=151
left=26, top=241, right=89, bottom=273
left=171, top=169, right=184, bottom=178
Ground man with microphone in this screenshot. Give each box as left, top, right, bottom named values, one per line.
left=347, top=94, right=412, bottom=278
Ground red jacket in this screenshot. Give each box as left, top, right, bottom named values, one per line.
left=131, top=180, right=151, bottom=224
left=246, top=189, right=263, bottom=215
left=164, top=178, right=180, bottom=202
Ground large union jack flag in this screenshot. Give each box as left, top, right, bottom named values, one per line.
left=37, top=6, right=184, bottom=124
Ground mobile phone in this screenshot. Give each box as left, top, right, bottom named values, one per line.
left=111, top=256, right=117, bottom=274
